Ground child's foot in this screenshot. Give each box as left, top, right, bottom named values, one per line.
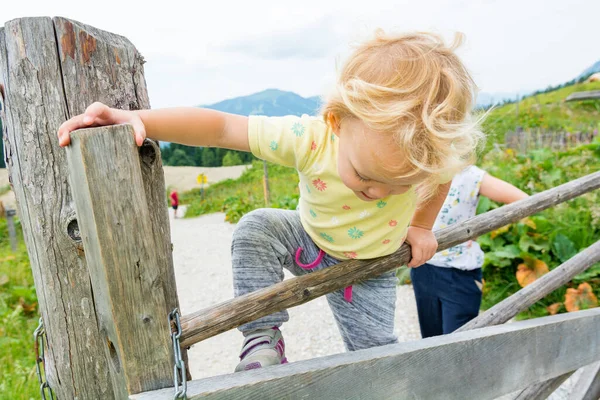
left=235, top=327, right=287, bottom=372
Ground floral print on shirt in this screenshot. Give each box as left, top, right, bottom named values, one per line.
left=428, top=166, right=487, bottom=270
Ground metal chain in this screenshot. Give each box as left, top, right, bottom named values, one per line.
left=34, top=317, right=56, bottom=400
left=169, top=308, right=187, bottom=400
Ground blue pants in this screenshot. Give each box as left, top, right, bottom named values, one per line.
left=410, top=263, right=482, bottom=338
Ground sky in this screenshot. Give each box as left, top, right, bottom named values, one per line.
left=2, top=0, right=599, bottom=108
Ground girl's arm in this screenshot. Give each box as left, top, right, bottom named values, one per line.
left=58, top=102, right=249, bottom=150
left=479, top=173, right=528, bottom=204
left=410, top=181, right=451, bottom=230
left=405, top=181, right=451, bottom=267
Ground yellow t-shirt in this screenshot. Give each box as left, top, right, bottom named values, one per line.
left=248, top=115, right=417, bottom=260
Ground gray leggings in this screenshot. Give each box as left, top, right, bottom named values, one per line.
left=232, top=208, right=398, bottom=351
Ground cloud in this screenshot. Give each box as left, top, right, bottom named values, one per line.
left=218, top=16, right=347, bottom=60
left=144, top=54, right=335, bottom=108
left=4, top=0, right=600, bottom=108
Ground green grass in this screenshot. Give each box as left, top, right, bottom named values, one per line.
left=0, top=217, right=39, bottom=399
left=0, top=185, right=11, bottom=197
left=482, top=81, right=600, bottom=147
left=182, top=160, right=300, bottom=222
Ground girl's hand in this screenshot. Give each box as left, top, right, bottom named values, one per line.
left=405, top=226, right=438, bottom=268
left=57, top=102, right=146, bottom=147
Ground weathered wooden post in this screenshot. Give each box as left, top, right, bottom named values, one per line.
left=0, top=17, right=184, bottom=398
left=66, top=125, right=178, bottom=395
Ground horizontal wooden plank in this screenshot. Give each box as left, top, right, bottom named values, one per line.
left=132, top=308, right=600, bottom=400
left=565, top=90, right=600, bottom=102
left=179, top=170, right=600, bottom=348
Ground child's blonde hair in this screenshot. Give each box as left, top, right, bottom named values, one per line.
left=323, top=30, right=484, bottom=201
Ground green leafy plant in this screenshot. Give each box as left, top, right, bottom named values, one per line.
left=0, top=217, right=40, bottom=397
left=478, top=145, right=600, bottom=319
left=182, top=160, right=300, bottom=223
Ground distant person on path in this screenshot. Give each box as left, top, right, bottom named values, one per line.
left=58, top=31, right=484, bottom=373
left=170, top=189, right=179, bottom=218
left=411, top=166, right=528, bottom=338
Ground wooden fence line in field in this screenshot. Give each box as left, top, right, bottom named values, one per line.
left=505, top=128, right=598, bottom=152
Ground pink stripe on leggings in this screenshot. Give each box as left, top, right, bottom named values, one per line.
left=295, top=248, right=325, bottom=269
left=295, top=247, right=353, bottom=302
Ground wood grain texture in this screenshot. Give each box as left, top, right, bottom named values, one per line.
left=66, top=125, right=174, bottom=394
left=0, top=18, right=116, bottom=399
left=510, top=372, right=574, bottom=400
left=1, top=17, right=182, bottom=398
left=132, top=309, right=600, bottom=400
left=570, top=362, right=600, bottom=400
left=179, top=171, right=600, bottom=348
left=53, top=16, right=150, bottom=115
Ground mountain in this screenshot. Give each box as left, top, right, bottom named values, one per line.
left=476, top=92, right=519, bottom=108
left=576, top=60, right=600, bottom=81
left=204, top=87, right=515, bottom=112
left=203, top=89, right=322, bottom=117
left=160, top=89, right=323, bottom=165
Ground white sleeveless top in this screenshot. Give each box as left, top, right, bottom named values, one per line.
left=428, top=166, right=486, bottom=271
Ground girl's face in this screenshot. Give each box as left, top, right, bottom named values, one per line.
left=332, top=116, right=424, bottom=202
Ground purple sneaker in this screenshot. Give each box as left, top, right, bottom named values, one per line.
left=235, top=327, right=288, bottom=372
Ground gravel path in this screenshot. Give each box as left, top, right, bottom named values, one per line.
left=168, top=208, right=578, bottom=398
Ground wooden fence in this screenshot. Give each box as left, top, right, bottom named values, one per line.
left=565, top=90, right=600, bottom=102
left=1, top=17, right=186, bottom=399
left=505, top=127, right=598, bottom=153
left=2, top=17, right=600, bottom=400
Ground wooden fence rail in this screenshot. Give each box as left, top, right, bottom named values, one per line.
left=565, top=90, right=600, bottom=102
left=505, top=128, right=598, bottom=152
left=134, top=309, right=600, bottom=400
left=179, top=170, right=600, bottom=348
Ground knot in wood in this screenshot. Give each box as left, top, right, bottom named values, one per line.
left=67, top=218, right=81, bottom=241
left=139, top=141, right=157, bottom=167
